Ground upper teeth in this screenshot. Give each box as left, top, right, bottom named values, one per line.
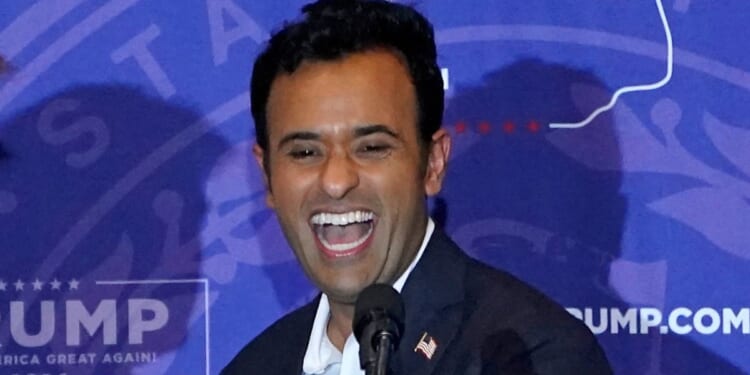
left=310, top=211, right=374, bottom=226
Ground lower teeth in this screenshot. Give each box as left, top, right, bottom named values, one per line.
left=319, top=225, right=373, bottom=252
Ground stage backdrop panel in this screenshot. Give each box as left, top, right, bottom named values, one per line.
left=1, top=1, right=748, bottom=374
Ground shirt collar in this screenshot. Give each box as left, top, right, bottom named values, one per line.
left=302, top=218, right=435, bottom=374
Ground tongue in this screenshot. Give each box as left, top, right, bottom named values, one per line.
left=320, top=222, right=370, bottom=245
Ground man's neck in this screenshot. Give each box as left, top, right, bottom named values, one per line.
left=326, top=302, right=354, bottom=350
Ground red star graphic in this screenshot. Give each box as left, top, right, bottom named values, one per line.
left=527, top=120, right=540, bottom=133
left=478, top=121, right=491, bottom=134
left=455, top=121, right=467, bottom=134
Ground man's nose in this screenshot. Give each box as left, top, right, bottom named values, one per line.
left=320, top=151, right=359, bottom=199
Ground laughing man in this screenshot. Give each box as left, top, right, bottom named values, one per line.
left=222, top=0, right=612, bottom=374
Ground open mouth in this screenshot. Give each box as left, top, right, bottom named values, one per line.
left=310, top=210, right=376, bottom=257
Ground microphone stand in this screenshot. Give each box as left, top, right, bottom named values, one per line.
left=354, top=284, right=404, bottom=375
left=364, top=332, right=395, bottom=375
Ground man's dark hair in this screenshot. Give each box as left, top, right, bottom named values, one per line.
left=251, top=0, right=444, bottom=152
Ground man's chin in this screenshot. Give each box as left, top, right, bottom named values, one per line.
left=321, top=284, right=368, bottom=306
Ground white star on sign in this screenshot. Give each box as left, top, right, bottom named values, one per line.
left=0, top=280, right=7, bottom=291
left=14, top=279, right=24, bottom=291
left=68, top=279, right=79, bottom=290
left=32, top=279, right=43, bottom=291
left=50, top=279, right=62, bottom=290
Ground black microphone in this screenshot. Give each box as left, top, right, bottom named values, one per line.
left=353, top=284, right=405, bottom=375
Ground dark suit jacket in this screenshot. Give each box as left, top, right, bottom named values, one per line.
left=222, top=229, right=612, bottom=374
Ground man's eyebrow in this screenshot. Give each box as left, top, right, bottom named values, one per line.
left=277, top=131, right=320, bottom=149
left=353, top=124, right=399, bottom=139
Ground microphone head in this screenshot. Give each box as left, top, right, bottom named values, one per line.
left=353, top=283, right=405, bottom=345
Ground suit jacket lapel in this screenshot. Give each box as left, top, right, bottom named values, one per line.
left=287, top=296, right=320, bottom=374
left=394, top=228, right=467, bottom=375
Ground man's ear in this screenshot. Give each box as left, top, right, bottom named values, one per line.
left=252, top=143, right=275, bottom=208
left=424, top=128, right=451, bottom=196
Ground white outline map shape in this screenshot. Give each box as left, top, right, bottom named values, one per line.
left=549, top=0, right=673, bottom=129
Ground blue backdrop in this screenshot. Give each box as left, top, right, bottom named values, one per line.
left=1, top=1, right=748, bottom=374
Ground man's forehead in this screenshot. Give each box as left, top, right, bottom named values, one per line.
left=273, top=49, right=410, bottom=88
left=269, top=56, right=413, bottom=112
left=282, top=47, right=408, bottom=75
left=275, top=123, right=400, bottom=145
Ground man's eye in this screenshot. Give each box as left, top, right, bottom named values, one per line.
left=357, top=143, right=392, bottom=158
left=288, top=148, right=317, bottom=159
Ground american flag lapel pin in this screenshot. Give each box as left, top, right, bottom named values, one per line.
left=414, top=332, right=438, bottom=360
